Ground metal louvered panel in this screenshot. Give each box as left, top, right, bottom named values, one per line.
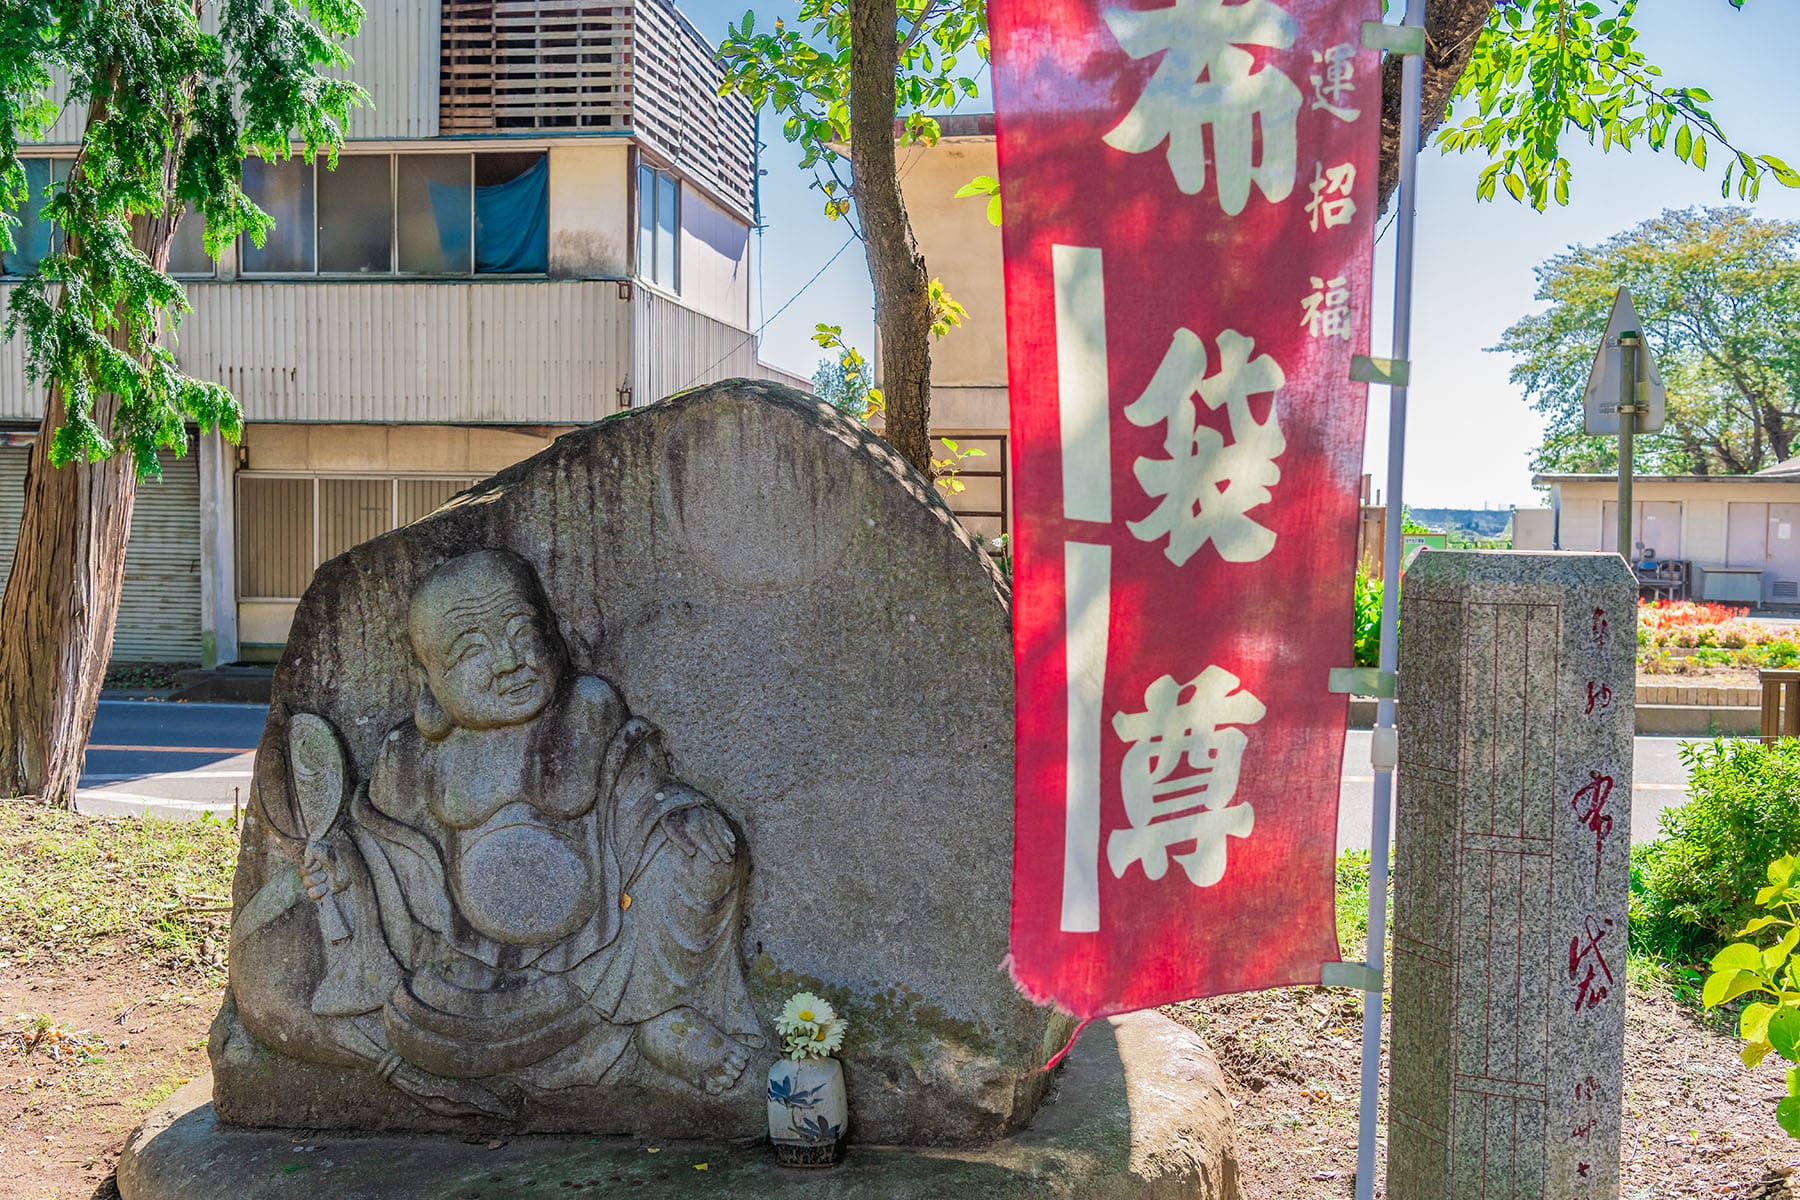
left=0, top=285, right=50, bottom=420
left=631, top=286, right=756, bottom=408
left=0, top=446, right=201, bottom=662
left=113, top=449, right=203, bottom=662
left=173, top=280, right=631, bottom=424
left=340, top=0, right=442, bottom=140
left=0, top=447, right=26, bottom=595
left=438, top=0, right=753, bottom=221
left=630, top=0, right=756, bottom=219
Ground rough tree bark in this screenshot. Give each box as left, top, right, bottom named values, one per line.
left=0, top=95, right=185, bottom=806
left=848, top=0, right=936, bottom=476
left=1376, top=0, right=1497, bottom=209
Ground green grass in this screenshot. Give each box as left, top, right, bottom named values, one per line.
left=0, top=804, right=239, bottom=977
left=1335, top=849, right=1391, bottom=960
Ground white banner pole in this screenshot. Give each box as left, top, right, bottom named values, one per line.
left=1355, top=0, right=1427, bottom=1196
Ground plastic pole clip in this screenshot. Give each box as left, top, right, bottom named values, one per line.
left=1362, top=20, right=1426, bottom=56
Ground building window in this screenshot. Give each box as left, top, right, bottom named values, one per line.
left=167, top=207, right=216, bottom=277
left=2, top=158, right=70, bottom=277
left=242, top=151, right=547, bottom=278
left=637, top=163, right=679, bottom=292
left=241, top=158, right=316, bottom=273
left=4, top=159, right=215, bottom=279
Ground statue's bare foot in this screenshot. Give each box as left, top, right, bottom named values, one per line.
left=636, top=1007, right=752, bottom=1095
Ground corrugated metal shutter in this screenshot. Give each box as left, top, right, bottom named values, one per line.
left=0, top=447, right=26, bottom=595
left=0, top=446, right=201, bottom=662
left=113, top=450, right=203, bottom=662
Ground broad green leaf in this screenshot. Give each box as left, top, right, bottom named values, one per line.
left=1746, top=1038, right=1776, bottom=1070
left=1767, top=926, right=1800, bottom=971
left=1740, top=916, right=1781, bottom=937
left=1764, top=155, right=1800, bottom=187
left=1714, top=943, right=1767, bottom=974
left=1769, top=1006, right=1800, bottom=1059
left=1743, top=1002, right=1778, bottom=1043
left=1779, top=1097, right=1800, bottom=1139
left=1705, top=968, right=1760, bottom=1008
left=1769, top=855, right=1796, bottom=888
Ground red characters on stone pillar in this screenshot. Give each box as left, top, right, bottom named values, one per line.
left=1568, top=916, right=1615, bottom=1012
left=1583, top=680, right=1613, bottom=715
left=1572, top=771, right=1616, bottom=887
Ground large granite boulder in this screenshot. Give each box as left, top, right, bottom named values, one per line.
left=212, top=380, right=1069, bottom=1145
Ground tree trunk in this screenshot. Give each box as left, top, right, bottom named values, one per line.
left=848, top=0, right=935, bottom=477
left=0, top=110, right=184, bottom=806
left=1377, top=0, right=1496, bottom=209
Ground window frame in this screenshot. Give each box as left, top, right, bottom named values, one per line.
left=237, top=150, right=547, bottom=281
left=636, top=162, right=681, bottom=294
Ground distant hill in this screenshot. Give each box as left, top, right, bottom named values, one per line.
left=1409, top=508, right=1513, bottom=540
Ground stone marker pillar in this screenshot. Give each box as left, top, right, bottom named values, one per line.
left=1387, top=551, right=1634, bottom=1199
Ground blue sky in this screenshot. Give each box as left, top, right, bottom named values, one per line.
left=682, top=1, right=1800, bottom=509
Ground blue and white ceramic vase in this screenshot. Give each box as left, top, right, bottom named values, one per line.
left=767, top=1056, right=848, bottom=1167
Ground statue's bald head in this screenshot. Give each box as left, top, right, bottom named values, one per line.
left=409, top=550, right=564, bottom=733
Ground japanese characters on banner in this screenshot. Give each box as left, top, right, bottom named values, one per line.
left=992, top=0, right=1382, bottom=1018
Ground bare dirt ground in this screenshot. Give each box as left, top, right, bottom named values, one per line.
left=1, top=807, right=1792, bottom=1199
left=1169, top=974, right=1800, bottom=1199
left=0, top=958, right=220, bottom=1200
left=0, top=805, right=231, bottom=1200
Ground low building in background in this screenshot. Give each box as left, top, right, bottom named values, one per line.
left=1534, top=465, right=1800, bottom=604
left=0, top=0, right=805, bottom=665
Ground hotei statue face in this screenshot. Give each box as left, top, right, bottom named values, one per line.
left=409, top=552, right=565, bottom=731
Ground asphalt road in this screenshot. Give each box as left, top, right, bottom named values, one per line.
left=76, top=699, right=1708, bottom=838
left=76, top=698, right=265, bottom=819
left=1334, top=729, right=1698, bottom=853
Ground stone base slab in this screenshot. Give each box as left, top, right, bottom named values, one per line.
left=119, top=1011, right=1240, bottom=1200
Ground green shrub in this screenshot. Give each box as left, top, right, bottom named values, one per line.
left=1352, top=569, right=1384, bottom=668
left=1635, top=739, right=1800, bottom=962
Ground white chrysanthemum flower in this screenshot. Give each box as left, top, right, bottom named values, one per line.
left=809, top=1018, right=846, bottom=1056
left=778, top=991, right=834, bottom=1035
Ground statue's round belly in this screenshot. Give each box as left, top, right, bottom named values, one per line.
left=453, top=822, right=599, bottom=946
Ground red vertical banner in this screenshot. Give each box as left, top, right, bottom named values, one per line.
left=994, top=0, right=1381, bottom=1018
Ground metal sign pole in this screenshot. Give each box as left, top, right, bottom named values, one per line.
left=1355, top=0, right=1427, bottom=1196
left=1617, top=332, right=1639, bottom=561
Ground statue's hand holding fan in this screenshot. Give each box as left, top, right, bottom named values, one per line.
left=287, top=714, right=352, bottom=944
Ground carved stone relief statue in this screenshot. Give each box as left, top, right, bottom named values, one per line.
left=229, top=549, right=763, bottom=1121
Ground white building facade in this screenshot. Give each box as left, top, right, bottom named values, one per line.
left=0, top=0, right=779, bottom=663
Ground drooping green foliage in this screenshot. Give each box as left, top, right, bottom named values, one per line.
left=0, top=0, right=367, bottom=478
left=1494, top=207, right=1800, bottom=476
left=716, top=0, right=986, bottom=227
left=1438, top=0, right=1797, bottom=210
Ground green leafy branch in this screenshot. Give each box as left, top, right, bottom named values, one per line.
left=0, top=0, right=368, bottom=477
left=953, top=173, right=1001, bottom=225
left=717, top=0, right=987, bottom=229
left=1437, top=0, right=1796, bottom=209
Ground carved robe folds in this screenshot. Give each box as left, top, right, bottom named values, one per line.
left=231, top=673, right=761, bottom=1121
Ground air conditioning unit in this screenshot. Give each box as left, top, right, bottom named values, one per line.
left=1774, top=579, right=1799, bottom=602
